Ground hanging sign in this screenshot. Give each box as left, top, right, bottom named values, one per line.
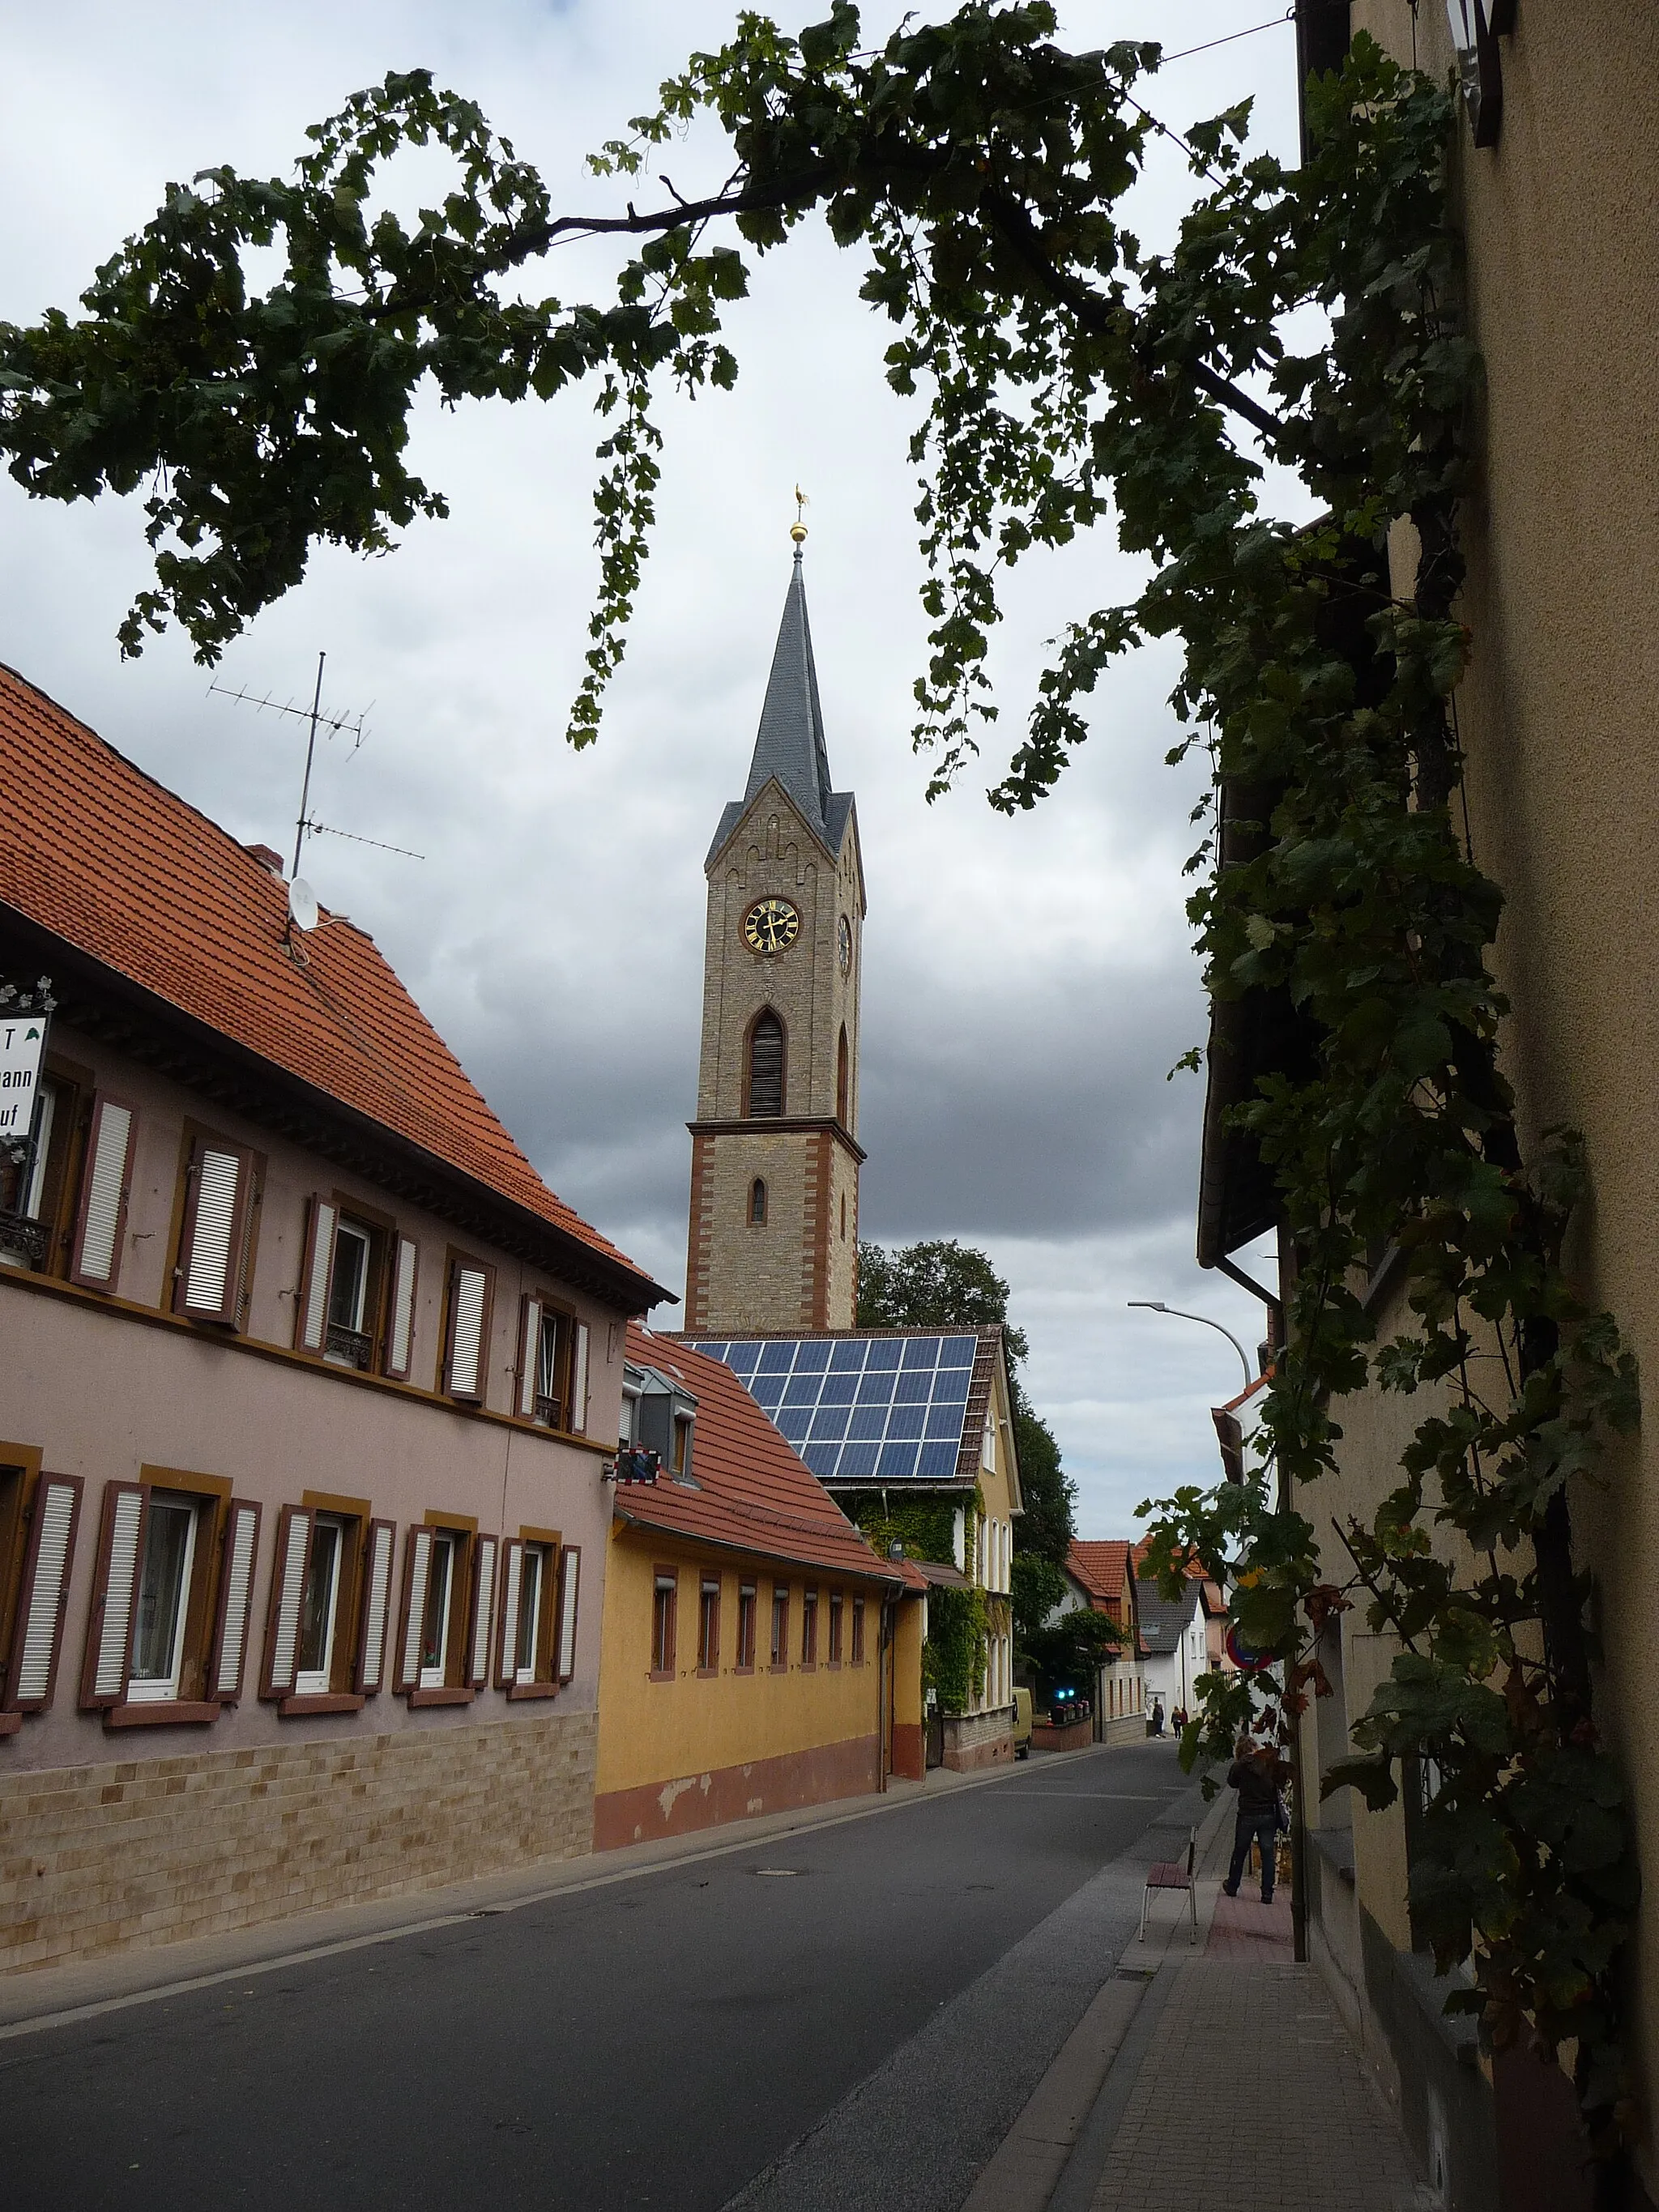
left=0, top=1009, right=49, bottom=1144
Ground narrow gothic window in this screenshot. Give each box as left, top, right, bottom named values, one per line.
left=840, top=1192, right=847, bottom=1239
left=748, top=1011, right=784, bottom=1117
left=751, top=1178, right=767, bottom=1225
left=837, top=1025, right=850, bottom=1125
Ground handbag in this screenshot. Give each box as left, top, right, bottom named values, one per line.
left=1274, top=1792, right=1291, bottom=1834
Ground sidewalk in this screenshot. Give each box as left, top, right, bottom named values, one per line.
left=967, top=1791, right=1432, bottom=2212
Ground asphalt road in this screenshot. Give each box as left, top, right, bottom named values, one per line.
left=2, top=1742, right=1195, bottom=2212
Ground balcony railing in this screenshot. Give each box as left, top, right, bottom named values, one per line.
left=532, top=1393, right=563, bottom=1430
left=323, top=1323, right=374, bottom=1371
left=0, top=1210, right=49, bottom=1271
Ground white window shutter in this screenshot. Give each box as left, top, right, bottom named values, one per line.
left=81, top=1481, right=148, bottom=1707
left=4, top=1475, right=83, bottom=1712
left=467, top=1534, right=498, bottom=1688
left=386, top=1238, right=420, bottom=1381
left=395, top=1527, right=434, bottom=1692
left=70, top=1097, right=137, bottom=1290
left=518, top=1298, right=541, bottom=1417
left=496, top=1539, right=524, bottom=1687
left=447, top=1264, right=488, bottom=1400
left=556, top=1545, right=581, bottom=1681
left=297, top=1199, right=337, bottom=1353
left=261, top=1506, right=313, bottom=1698
left=209, top=1499, right=262, bottom=1700
left=355, top=1519, right=397, bottom=1694
left=573, top=1323, right=590, bottom=1434
left=180, top=1144, right=247, bottom=1322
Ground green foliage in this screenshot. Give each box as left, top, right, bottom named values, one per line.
left=856, top=1237, right=1028, bottom=1365
left=1009, top=1399, right=1073, bottom=1567
left=0, top=3, right=1641, bottom=2155
left=924, top=1583, right=988, bottom=1714
left=1009, top=1549, right=1064, bottom=1643
left=1019, top=1605, right=1118, bottom=1701
left=842, top=1491, right=957, bottom=1567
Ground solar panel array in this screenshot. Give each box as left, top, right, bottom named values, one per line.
left=692, top=1335, right=979, bottom=1483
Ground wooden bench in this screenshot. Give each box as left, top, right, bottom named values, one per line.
left=1139, top=1826, right=1198, bottom=1945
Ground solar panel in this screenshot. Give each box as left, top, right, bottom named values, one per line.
left=692, top=1334, right=979, bottom=1481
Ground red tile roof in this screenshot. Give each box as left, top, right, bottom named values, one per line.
left=615, top=1328, right=903, bottom=1583
left=1068, top=1538, right=1136, bottom=1606
left=0, top=663, right=658, bottom=1296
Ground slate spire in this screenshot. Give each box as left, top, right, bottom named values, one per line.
left=743, top=547, right=834, bottom=841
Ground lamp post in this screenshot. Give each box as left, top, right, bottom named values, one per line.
left=1127, top=1300, right=1255, bottom=1392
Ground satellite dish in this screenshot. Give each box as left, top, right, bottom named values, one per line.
left=288, top=878, right=319, bottom=933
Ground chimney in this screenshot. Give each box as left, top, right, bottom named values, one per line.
left=244, top=843, right=286, bottom=879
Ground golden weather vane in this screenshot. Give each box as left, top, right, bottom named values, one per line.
left=791, top=485, right=809, bottom=544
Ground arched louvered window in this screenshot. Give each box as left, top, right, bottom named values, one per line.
left=750, top=1178, right=768, bottom=1225
left=747, top=1011, right=784, bottom=1117
left=837, top=1025, right=850, bottom=1126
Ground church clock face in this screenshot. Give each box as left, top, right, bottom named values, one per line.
left=838, top=914, right=853, bottom=975
left=744, top=897, right=800, bottom=956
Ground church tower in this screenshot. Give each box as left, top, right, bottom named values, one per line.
left=685, top=533, right=866, bottom=1333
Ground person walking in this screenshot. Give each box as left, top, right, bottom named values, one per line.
left=1150, top=1699, right=1166, bottom=1738
left=1222, top=1737, right=1282, bottom=1904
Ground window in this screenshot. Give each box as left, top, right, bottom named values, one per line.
left=173, top=1132, right=260, bottom=1327
left=750, top=1178, right=767, bottom=1225
left=518, top=1297, right=575, bottom=1427
left=736, top=1582, right=757, bottom=1671
left=0, top=1070, right=83, bottom=1276
left=697, top=1575, right=721, bottom=1674
left=837, top=1024, right=850, bottom=1125
left=672, top=1413, right=694, bottom=1477
left=79, top=1474, right=249, bottom=1717
left=620, top=1386, right=640, bottom=1445
left=441, top=1254, right=496, bottom=1404
left=0, top=1451, right=83, bottom=1723
left=851, top=1595, right=866, bottom=1665
left=312, top=1214, right=387, bottom=1371
left=497, top=1532, right=562, bottom=1694
left=828, top=1589, right=843, bottom=1665
left=770, top=1583, right=789, bottom=1670
left=747, top=1011, right=785, bottom=1118
left=840, top=1192, right=847, bottom=1240
left=800, top=1586, right=818, bottom=1668
left=391, top=1519, right=488, bottom=1699
left=262, top=1502, right=390, bottom=1704
left=652, top=1569, right=678, bottom=1677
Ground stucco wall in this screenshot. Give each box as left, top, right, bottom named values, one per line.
left=593, top=1528, right=885, bottom=1841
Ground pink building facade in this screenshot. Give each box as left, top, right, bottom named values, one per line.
left=0, top=665, right=667, bottom=1971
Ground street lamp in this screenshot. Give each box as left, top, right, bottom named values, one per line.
left=1127, top=1300, right=1254, bottom=1392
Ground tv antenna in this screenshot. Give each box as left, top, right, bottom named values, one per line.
left=210, top=654, right=423, bottom=936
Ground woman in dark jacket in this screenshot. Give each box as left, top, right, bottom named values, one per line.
left=1222, top=1739, right=1283, bottom=1904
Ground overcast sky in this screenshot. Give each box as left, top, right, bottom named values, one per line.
left=0, top=2, right=1294, bottom=1536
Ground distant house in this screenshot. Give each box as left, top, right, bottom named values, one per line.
left=0, top=664, right=669, bottom=1971
left=1053, top=1539, right=1146, bottom=1741
left=593, top=1327, right=908, bottom=1847
left=1133, top=1542, right=1230, bottom=1720
left=677, top=1325, right=1022, bottom=1774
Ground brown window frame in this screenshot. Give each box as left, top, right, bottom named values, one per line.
left=735, top=1580, right=757, bottom=1673
left=770, top=1582, right=790, bottom=1673
left=295, top=1195, right=398, bottom=1377
left=169, top=1124, right=264, bottom=1330
left=260, top=1490, right=377, bottom=1715
left=697, top=1574, right=721, bottom=1677
left=78, top=1466, right=237, bottom=1725
left=515, top=1294, right=577, bottom=1431
left=0, top=1445, right=85, bottom=1726
left=651, top=1566, right=678, bottom=1680
left=800, top=1585, right=818, bottom=1670
left=438, top=1250, right=497, bottom=1404
left=496, top=1526, right=562, bottom=1697
left=851, top=1595, right=866, bottom=1665
left=391, top=1511, right=481, bottom=1705
left=828, top=1588, right=844, bottom=1667
left=0, top=1056, right=91, bottom=1279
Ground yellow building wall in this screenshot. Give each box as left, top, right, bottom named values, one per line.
left=594, top=1525, right=887, bottom=1848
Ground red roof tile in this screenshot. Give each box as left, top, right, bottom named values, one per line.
left=1068, top=1539, right=1137, bottom=1605
left=0, top=663, right=656, bottom=1293
left=615, top=1328, right=902, bottom=1583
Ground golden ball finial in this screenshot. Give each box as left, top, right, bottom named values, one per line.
left=791, top=484, right=808, bottom=544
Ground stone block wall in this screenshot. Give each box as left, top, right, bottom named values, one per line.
left=1, top=1710, right=597, bottom=1975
